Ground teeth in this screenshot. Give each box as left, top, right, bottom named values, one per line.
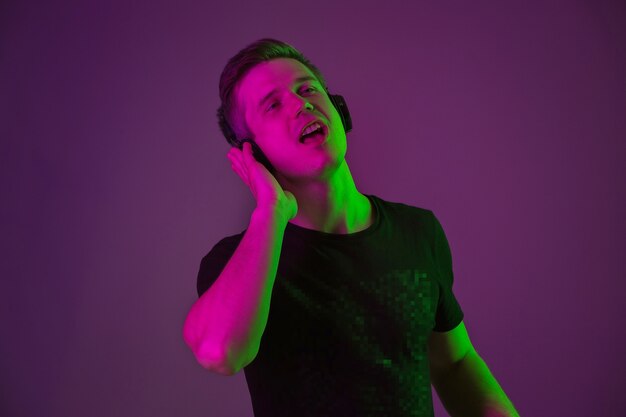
left=301, top=122, right=321, bottom=137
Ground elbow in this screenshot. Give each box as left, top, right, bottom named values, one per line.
left=182, top=309, right=260, bottom=376
left=189, top=337, right=242, bottom=376
left=182, top=323, right=246, bottom=376
left=196, top=341, right=259, bottom=376
left=197, top=353, right=241, bottom=376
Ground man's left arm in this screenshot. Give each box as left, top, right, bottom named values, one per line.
left=428, top=321, right=520, bottom=417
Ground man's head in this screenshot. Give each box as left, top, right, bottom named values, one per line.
left=218, top=38, right=328, bottom=147
left=217, top=39, right=349, bottom=182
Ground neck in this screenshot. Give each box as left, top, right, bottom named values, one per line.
left=277, top=160, right=374, bottom=234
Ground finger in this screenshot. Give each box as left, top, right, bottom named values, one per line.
left=227, top=150, right=245, bottom=173
left=228, top=147, right=250, bottom=178
left=241, top=142, right=257, bottom=171
left=229, top=159, right=251, bottom=188
left=227, top=147, right=244, bottom=166
left=227, top=148, right=248, bottom=176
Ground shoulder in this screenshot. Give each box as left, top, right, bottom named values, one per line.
left=196, top=231, right=245, bottom=296
left=369, top=195, right=452, bottom=261
left=201, top=231, right=245, bottom=261
left=369, top=194, right=438, bottom=232
left=369, top=194, right=434, bottom=221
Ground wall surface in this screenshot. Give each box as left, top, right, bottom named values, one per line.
left=1, top=0, right=625, bottom=416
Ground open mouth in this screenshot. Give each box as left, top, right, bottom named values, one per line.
left=299, top=122, right=328, bottom=144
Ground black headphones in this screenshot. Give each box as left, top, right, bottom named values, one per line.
left=328, top=94, right=353, bottom=134
left=217, top=93, right=352, bottom=173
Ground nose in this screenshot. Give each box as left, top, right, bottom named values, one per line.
left=288, top=92, right=314, bottom=117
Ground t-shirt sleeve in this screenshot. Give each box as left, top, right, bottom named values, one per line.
left=430, top=212, right=464, bottom=332
left=196, top=233, right=244, bottom=297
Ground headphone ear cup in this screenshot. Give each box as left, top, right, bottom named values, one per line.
left=329, top=94, right=353, bottom=133
left=240, top=139, right=276, bottom=174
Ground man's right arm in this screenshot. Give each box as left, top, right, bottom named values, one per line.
left=183, top=141, right=297, bottom=376
left=183, top=208, right=288, bottom=375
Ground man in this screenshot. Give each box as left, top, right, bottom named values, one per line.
left=183, top=38, right=519, bottom=417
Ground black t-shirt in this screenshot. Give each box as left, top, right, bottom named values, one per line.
left=197, top=194, right=464, bottom=417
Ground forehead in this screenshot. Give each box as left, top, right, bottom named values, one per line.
left=235, top=58, right=319, bottom=110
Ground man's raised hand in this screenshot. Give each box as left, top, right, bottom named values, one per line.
left=226, top=142, right=297, bottom=222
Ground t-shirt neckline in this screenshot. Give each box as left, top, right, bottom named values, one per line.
left=285, top=194, right=381, bottom=240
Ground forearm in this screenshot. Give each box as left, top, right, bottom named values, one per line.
left=183, top=208, right=288, bottom=374
left=432, top=351, right=519, bottom=417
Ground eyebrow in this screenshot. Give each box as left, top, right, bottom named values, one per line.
left=257, top=76, right=319, bottom=109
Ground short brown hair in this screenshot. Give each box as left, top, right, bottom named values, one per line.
left=217, top=38, right=328, bottom=147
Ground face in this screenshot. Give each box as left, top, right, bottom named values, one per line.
left=234, top=58, right=347, bottom=182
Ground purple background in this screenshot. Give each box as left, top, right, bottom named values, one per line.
left=2, top=0, right=625, bottom=416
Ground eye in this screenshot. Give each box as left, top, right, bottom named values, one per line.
left=301, top=85, right=317, bottom=94
left=266, top=101, right=281, bottom=112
